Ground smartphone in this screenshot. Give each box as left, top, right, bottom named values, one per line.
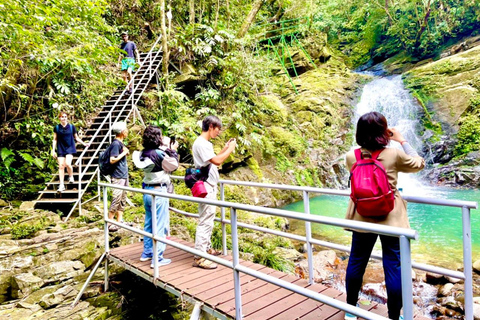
left=170, top=136, right=176, bottom=148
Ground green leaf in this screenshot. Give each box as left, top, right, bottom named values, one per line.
left=1, top=148, right=15, bottom=162
left=17, top=151, right=34, bottom=164
left=32, top=157, right=45, bottom=169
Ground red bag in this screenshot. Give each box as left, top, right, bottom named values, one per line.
left=191, top=181, right=208, bottom=198
left=349, top=148, right=394, bottom=217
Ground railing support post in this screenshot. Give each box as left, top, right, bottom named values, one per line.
left=462, top=206, right=473, bottom=320
left=78, top=161, right=82, bottom=216
left=230, top=208, right=242, bottom=320
left=103, top=186, right=110, bottom=292
left=220, top=182, right=227, bottom=255
left=303, top=191, right=314, bottom=284
left=399, top=235, right=413, bottom=320
left=152, top=195, right=159, bottom=280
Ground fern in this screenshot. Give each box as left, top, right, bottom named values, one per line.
left=1, top=148, right=14, bottom=162
left=18, top=151, right=34, bottom=164
left=32, top=158, right=45, bottom=169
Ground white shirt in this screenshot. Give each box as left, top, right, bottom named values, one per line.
left=192, top=136, right=219, bottom=185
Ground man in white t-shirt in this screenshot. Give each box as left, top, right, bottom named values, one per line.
left=192, top=115, right=236, bottom=269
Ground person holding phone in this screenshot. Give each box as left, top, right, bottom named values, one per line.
left=191, top=115, right=236, bottom=269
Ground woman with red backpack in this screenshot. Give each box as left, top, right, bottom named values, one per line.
left=344, top=111, right=425, bottom=320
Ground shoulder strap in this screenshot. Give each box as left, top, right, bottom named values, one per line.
left=354, top=148, right=362, bottom=161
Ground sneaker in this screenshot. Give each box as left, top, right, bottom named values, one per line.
left=150, top=258, right=171, bottom=268
left=344, top=313, right=357, bottom=320
left=399, top=316, right=404, bottom=320
left=68, top=176, right=75, bottom=183
left=108, top=224, right=119, bottom=232
left=207, top=248, right=222, bottom=256
left=57, top=184, right=65, bottom=192
left=140, top=253, right=152, bottom=262
left=193, top=257, right=217, bottom=269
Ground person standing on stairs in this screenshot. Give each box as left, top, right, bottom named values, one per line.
left=108, top=121, right=130, bottom=232
left=52, top=111, right=90, bottom=192
left=118, top=31, right=141, bottom=95
left=192, top=115, right=236, bottom=269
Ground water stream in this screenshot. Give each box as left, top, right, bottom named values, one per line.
left=286, top=75, right=480, bottom=270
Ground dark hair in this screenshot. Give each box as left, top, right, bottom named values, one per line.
left=355, top=111, right=390, bottom=151
left=142, top=125, right=163, bottom=149
left=58, top=111, right=68, bottom=118
left=202, top=115, right=222, bottom=132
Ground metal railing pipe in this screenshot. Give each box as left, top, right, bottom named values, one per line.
left=221, top=182, right=227, bottom=255
left=400, top=235, right=414, bottom=319
left=99, top=183, right=418, bottom=240
left=152, top=195, right=159, bottom=279
left=231, top=208, right=243, bottom=320
left=303, top=190, right=314, bottom=284
left=463, top=206, right=473, bottom=320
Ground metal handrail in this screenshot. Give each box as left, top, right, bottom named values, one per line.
left=168, top=175, right=477, bottom=320
left=96, top=182, right=417, bottom=320
left=66, top=35, right=164, bottom=220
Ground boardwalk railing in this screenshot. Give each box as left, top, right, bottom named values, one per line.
left=78, top=182, right=425, bottom=320
left=169, top=177, right=477, bottom=320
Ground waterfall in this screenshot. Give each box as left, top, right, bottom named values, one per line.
left=353, top=75, right=436, bottom=196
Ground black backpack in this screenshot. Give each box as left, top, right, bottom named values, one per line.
left=98, top=143, right=115, bottom=177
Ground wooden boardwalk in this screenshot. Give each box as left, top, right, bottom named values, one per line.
left=109, top=237, right=426, bottom=320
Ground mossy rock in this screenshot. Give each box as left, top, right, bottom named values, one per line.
left=268, top=126, right=306, bottom=157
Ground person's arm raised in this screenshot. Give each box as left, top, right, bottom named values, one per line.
left=209, top=138, right=236, bottom=166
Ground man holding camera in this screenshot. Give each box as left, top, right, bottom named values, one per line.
left=192, top=115, right=236, bottom=269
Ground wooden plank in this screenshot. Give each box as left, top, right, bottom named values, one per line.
left=188, top=261, right=263, bottom=298
left=297, top=293, right=346, bottom=320
left=246, top=282, right=332, bottom=320
left=269, top=288, right=342, bottom=320
left=204, top=269, right=287, bottom=307
left=214, top=270, right=292, bottom=314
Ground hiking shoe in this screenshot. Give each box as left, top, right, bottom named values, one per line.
left=68, top=176, right=75, bottom=183
left=207, top=248, right=222, bottom=256
left=108, top=224, right=119, bottom=232
left=57, top=184, right=65, bottom=192
left=193, top=258, right=217, bottom=269
left=150, top=258, right=171, bottom=268
left=140, top=253, right=152, bottom=262
left=344, top=313, right=357, bottom=320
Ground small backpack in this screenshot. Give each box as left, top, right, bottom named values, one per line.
left=98, top=143, right=115, bottom=177
left=349, top=148, right=395, bottom=217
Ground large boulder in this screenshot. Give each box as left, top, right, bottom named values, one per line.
left=11, top=273, right=44, bottom=299
left=296, top=249, right=339, bottom=282
left=39, top=285, right=77, bottom=309
left=34, top=260, right=85, bottom=284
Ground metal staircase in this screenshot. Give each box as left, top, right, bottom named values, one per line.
left=35, top=37, right=164, bottom=219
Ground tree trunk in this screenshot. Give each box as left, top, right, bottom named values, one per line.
left=226, top=0, right=230, bottom=28
left=237, top=0, right=265, bottom=38
left=414, top=0, right=432, bottom=47
left=214, top=0, right=220, bottom=31
left=160, top=0, right=169, bottom=83
left=189, top=0, right=195, bottom=24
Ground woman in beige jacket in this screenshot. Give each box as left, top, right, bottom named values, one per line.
left=344, top=112, right=425, bottom=320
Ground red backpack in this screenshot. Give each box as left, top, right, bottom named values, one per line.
left=349, top=148, right=395, bottom=217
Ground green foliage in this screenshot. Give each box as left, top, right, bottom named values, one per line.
left=314, top=0, right=480, bottom=66
left=454, top=115, right=480, bottom=156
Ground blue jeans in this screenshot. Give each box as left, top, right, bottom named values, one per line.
left=346, top=231, right=402, bottom=320
left=142, top=186, right=169, bottom=259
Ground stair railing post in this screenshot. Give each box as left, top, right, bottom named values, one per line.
left=462, top=206, right=473, bottom=320
left=220, top=182, right=227, bottom=255
left=230, top=207, right=242, bottom=320
left=303, top=190, right=314, bottom=284
left=152, top=194, right=159, bottom=280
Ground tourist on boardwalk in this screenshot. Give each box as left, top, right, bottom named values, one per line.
left=133, top=125, right=179, bottom=268
left=118, top=32, right=141, bottom=95
left=192, top=115, right=236, bottom=269
left=108, top=121, right=130, bottom=232
left=344, top=111, right=425, bottom=320
left=51, top=111, right=89, bottom=192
